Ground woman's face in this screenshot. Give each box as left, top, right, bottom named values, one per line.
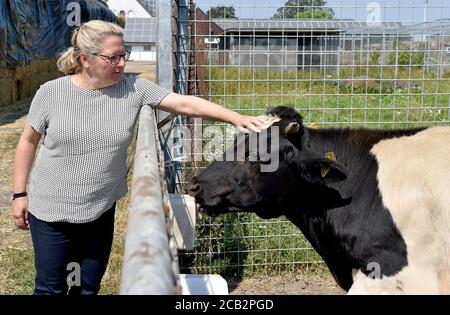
left=85, top=35, right=126, bottom=85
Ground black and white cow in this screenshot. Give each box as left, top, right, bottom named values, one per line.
left=188, top=106, right=450, bottom=294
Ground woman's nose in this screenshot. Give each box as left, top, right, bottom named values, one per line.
left=116, top=57, right=126, bottom=69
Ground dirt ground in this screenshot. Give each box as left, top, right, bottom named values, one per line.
left=124, top=61, right=156, bottom=81
left=0, top=98, right=35, bottom=294
left=228, top=274, right=345, bottom=295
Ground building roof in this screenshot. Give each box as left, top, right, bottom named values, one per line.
left=212, top=19, right=402, bottom=34
left=401, top=18, right=450, bottom=35
left=123, top=17, right=157, bottom=43
left=136, top=0, right=156, bottom=17
left=211, top=18, right=450, bottom=37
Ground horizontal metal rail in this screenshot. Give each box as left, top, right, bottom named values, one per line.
left=120, top=105, right=177, bottom=295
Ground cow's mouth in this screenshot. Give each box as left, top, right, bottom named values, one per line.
left=196, top=201, right=245, bottom=218
left=196, top=203, right=223, bottom=217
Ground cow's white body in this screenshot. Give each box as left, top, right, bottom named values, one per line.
left=349, top=127, right=450, bottom=294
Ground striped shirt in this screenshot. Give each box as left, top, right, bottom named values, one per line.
left=27, top=75, right=170, bottom=223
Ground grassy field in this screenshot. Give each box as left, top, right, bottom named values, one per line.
left=202, top=66, right=450, bottom=128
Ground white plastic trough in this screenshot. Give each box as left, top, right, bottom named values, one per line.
left=179, top=274, right=229, bottom=295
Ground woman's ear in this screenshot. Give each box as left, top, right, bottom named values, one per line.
left=79, top=52, right=90, bottom=68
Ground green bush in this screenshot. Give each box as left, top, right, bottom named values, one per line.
left=369, top=50, right=381, bottom=65
left=181, top=212, right=321, bottom=277
left=388, top=50, right=424, bottom=69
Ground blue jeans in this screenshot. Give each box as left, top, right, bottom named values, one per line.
left=29, top=204, right=115, bottom=295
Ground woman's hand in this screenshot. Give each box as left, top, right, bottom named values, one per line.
left=12, top=197, right=29, bottom=230
left=233, top=114, right=271, bottom=133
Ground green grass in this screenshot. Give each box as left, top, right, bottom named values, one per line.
left=181, top=212, right=324, bottom=278
left=98, top=194, right=130, bottom=295
left=0, top=248, right=35, bottom=294
left=203, top=66, right=449, bottom=129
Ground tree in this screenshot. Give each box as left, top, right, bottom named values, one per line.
left=295, top=9, right=333, bottom=20
left=206, top=6, right=236, bottom=19
left=273, top=0, right=334, bottom=20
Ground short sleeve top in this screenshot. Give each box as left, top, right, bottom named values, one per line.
left=27, top=75, right=171, bottom=223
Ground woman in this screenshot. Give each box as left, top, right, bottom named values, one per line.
left=11, top=20, right=267, bottom=295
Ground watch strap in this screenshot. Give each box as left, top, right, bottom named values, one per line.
left=12, top=192, right=27, bottom=200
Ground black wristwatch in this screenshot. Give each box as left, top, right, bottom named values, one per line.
left=12, top=192, right=27, bottom=200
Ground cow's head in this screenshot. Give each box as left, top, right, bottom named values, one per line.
left=188, top=106, right=349, bottom=219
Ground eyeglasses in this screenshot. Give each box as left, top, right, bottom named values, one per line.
left=91, top=50, right=131, bottom=65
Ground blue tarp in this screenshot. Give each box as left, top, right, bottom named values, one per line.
left=0, top=0, right=117, bottom=67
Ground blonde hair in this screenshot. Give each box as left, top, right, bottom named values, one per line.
left=57, top=20, right=124, bottom=75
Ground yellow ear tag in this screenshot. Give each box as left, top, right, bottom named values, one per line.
left=321, top=151, right=337, bottom=178
left=308, top=122, right=320, bottom=129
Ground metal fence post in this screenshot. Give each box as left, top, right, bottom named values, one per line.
left=177, top=0, right=189, bottom=95
left=157, top=0, right=174, bottom=91
left=156, top=0, right=178, bottom=193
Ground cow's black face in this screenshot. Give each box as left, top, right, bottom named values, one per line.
left=188, top=106, right=348, bottom=219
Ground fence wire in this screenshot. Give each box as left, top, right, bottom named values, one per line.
left=173, top=0, right=450, bottom=277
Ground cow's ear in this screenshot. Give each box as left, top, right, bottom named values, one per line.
left=299, top=156, right=348, bottom=185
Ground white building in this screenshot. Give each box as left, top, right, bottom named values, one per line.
left=124, top=17, right=157, bottom=61
left=107, top=0, right=157, bottom=61
left=106, top=0, right=153, bottom=18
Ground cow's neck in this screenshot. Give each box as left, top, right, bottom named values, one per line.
left=285, top=127, right=423, bottom=291
left=304, top=127, right=424, bottom=169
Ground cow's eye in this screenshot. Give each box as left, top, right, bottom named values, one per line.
left=259, top=157, right=272, bottom=165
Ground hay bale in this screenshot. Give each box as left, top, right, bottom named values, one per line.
left=0, top=60, right=60, bottom=108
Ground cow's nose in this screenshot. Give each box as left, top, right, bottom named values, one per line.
left=187, top=182, right=201, bottom=196
left=285, top=121, right=300, bottom=134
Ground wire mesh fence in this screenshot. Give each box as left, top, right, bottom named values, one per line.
left=172, top=0, right=450, bottom=277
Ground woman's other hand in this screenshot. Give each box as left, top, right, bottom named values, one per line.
left=12, top=197, right=30, bottom=230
